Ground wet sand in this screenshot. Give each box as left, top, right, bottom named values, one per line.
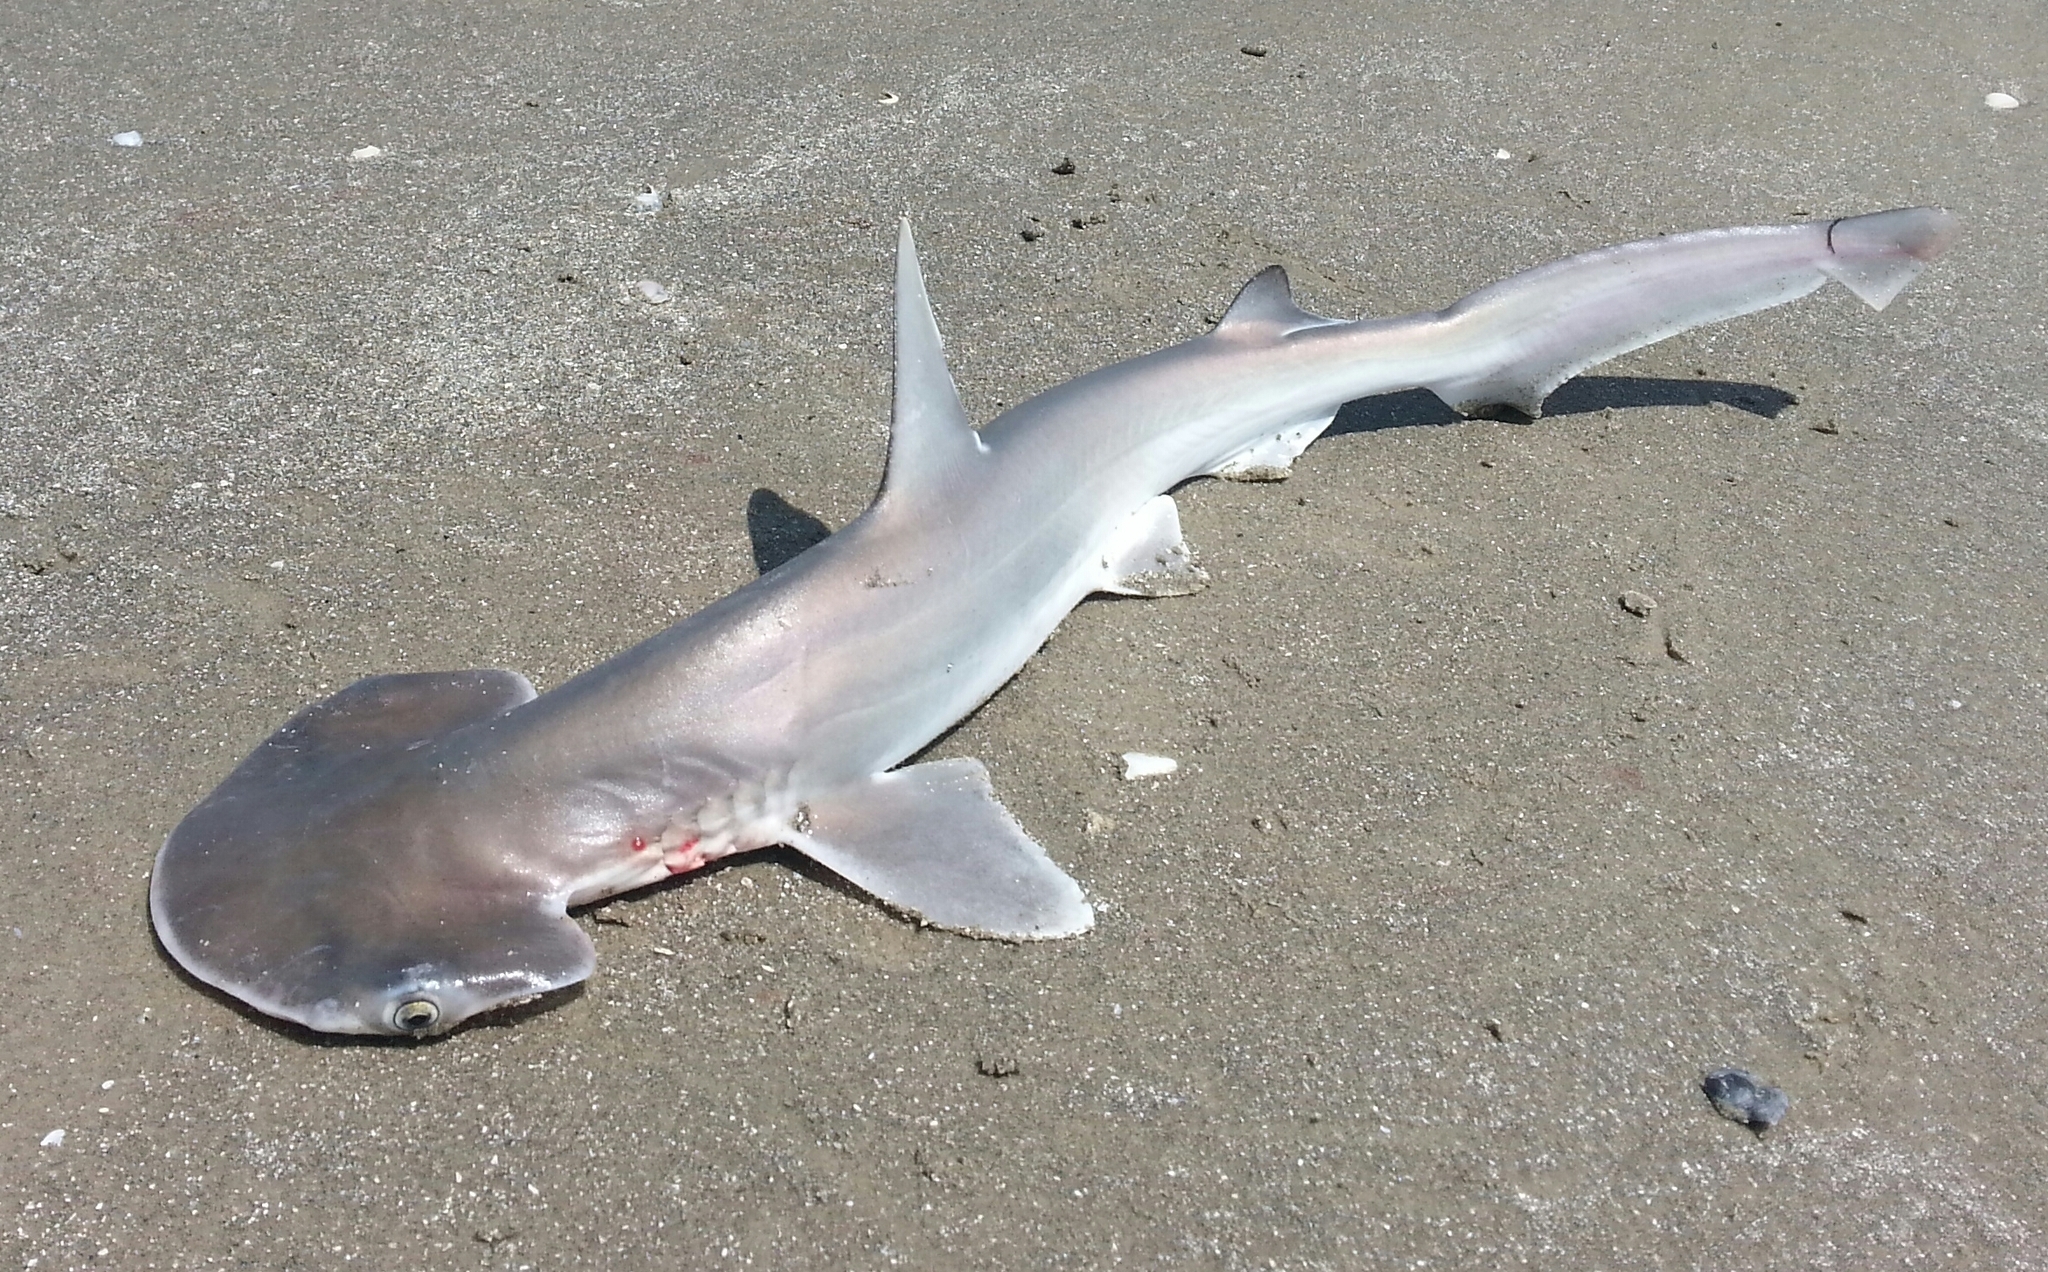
left=4, top=1, right=2044, bottom=1266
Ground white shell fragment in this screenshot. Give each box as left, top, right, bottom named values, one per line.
left=39, top=1128, right=65, bottom=1148
left=110, top=131, right=142, bottom=147
left=1119, top=752, right=1178, bottom=780
left=630, top=187, right=665, bottom=214
left=1493, top=148, right=1513, bottom=160
left=636, top=279, right=673, bottom=304
left=348, top=145, right=384, bottom=162
left=1984, top=91, right=2020, bottom=110
left=879, top=92, right=900, bottom=105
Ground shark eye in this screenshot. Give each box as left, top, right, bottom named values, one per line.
left=391, top=999, right=441, bottom=1033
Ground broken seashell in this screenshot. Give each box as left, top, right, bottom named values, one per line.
left=1119, top=752, right=1178, bottom=779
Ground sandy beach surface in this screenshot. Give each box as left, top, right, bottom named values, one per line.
left=4, top=1, right=2043, bottom=1267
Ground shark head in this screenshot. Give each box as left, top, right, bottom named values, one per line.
left=149, top=670, right=596, bottom=1037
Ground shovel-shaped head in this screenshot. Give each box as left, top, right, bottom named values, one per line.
left=150, top=671, right=595, bottom=1035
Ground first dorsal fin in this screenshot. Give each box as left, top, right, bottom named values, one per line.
left=1215, top=264, right=1343, bottom=336
left=878, top=219, right=984, bottom=504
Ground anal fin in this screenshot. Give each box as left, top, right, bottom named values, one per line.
left=1208, top=412, right=1337, bottom=481
left=790, top=758, right=1093, bottom=939
left=1095, top=494, right=1208, bottom=598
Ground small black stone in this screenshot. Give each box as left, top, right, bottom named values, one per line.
left=1241, top=44, right=1269, bottom=57
left=1703, top=1067, right=1790, bottom=1131
left=1051, top=156, right=1077, bottom=176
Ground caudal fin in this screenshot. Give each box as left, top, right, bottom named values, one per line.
left=1426, top=206, right=1958, bottom=418
left=1816, top=206, right=1959, bottom=309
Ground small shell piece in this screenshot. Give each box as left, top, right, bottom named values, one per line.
left=636, top=279, right=673, bottom=304
left=39, top=1128, right=65, bottom=1148
left=348, top=145, right=384, bottom=162
left=1985, top=91, right=2021, bottom=110
left=1119, top=752, right=1178, bottom=780
left=110, top=131, right=142, bottom=147
left=1702, top=1066, right=1790, bottom=1131
left=630, top=187, right=665, bottom=215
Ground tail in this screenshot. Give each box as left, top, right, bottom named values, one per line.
left=1424, top=207, right=1958, bottom=418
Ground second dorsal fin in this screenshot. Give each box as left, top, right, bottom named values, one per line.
left=1215, top=265, right=1343, bottom=336
left=878, top=220, right=985, bottom=506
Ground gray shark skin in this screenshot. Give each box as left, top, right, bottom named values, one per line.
left=150, top=207, right=1957, bottom=1036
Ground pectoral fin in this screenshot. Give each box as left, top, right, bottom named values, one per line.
left=790, top=758, right=1094, bottom=939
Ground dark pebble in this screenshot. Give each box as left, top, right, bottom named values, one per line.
left=1703, top=1067, right=1790, bottom=1131
left=1241, top=44, right=1269, bottom=57
left=1051, top=156, right=1077, bottom=176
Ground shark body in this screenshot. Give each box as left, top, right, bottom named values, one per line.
left=151, top=208, right=1957, bottom=1035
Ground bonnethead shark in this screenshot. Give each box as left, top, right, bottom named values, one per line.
left=151, top=207, right=1957, bottom=1035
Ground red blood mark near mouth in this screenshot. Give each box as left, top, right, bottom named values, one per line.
left=631, top=836, right=649, bottom=853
